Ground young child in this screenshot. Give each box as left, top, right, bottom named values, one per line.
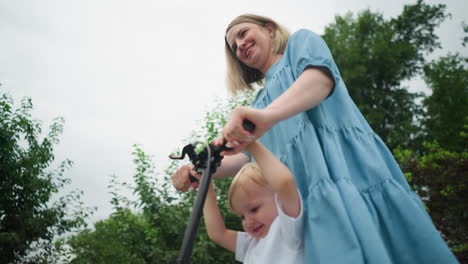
left=199, top=140, right=303, bottom=263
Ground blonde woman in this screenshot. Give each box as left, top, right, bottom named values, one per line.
left=172, top=14, right=457, bottom=264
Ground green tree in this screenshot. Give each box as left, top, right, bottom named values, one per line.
left=67, top=90, right=256, bottom=263
left=68, top=208, right=156, bottom=264
left=394, top=119, right=468, bottom=262
left=393, top=51, right=468, bottom=262
left=0, top=91, right=92, bottom=264
left=422, top=53, right=468, bottom=152
left=322, top=0, right=449, bottom=151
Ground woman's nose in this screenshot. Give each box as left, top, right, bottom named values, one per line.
left=238, top=40, right=247, bottom=51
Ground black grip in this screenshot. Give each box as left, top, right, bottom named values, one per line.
left=242, top=119, right=256, bottom=133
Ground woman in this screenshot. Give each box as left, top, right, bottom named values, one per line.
left=171, top=14, right=458, bottom=263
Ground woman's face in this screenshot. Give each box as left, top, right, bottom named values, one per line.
left=231, top=183, right=278, bottom=239
left=226, top=22, right=277, bottom=73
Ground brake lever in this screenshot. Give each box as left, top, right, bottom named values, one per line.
left=169, top=119, right=256, bottom=182
left=169, top=141, right=232, bottom=182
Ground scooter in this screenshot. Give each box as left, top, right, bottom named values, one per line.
left=168, top=120, right=255, bottom=264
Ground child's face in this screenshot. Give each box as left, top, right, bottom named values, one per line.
left=231, top=184, right=277, bottom=239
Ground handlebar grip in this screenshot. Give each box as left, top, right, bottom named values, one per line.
left=242, top=119, right=256, bottom=133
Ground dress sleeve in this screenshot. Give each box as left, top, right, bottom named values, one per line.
left=241, top=150, right=252, bottom=160
left=287, top=29, right=341, bottom=92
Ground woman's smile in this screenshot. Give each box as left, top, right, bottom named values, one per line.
left=244, top=44, right=253, bottom=58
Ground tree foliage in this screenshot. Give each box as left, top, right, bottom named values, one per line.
left=68, top=208, right=158, bottom=264
left=67, top=145, right=184, bottom=263
left=0, top=91, right=92, bottom=264
left=394, top=50, right=467, bottom=261
left=322, top=0, right=449, bottom=150
left=422, top=53, right=468, bottom=152
left=394, top=119, right=467, bottom=262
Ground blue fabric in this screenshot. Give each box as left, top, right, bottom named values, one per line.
left=250, top=29, right=458, bottom=264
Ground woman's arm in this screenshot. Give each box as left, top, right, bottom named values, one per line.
left=246, top=141, right=301, bottom=218
left=222, top=68, right=333, bottom=154
left=213, top=152, right=250, bottom=178
left=264, top=67, right=333, bottom=124
left=171, top=152, right=249, bottom=192
left=203, top=182, right=238, bottom=252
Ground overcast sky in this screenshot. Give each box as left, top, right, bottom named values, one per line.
left=1, top=0, right=466, bottom=225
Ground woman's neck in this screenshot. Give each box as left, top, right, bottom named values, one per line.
left=260, top=53, right=283, bottom=74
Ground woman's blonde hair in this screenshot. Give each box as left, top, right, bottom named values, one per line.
left=228, top=162, right=268, bottom=212
left=225, top=14, right=290, bottom=95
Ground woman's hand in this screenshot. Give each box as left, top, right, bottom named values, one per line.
left=220, top=106, right=276, bottom=155
left=170, top=165, right=200, bottom=192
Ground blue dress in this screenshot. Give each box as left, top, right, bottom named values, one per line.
left=251, top=29, right=458, bottom=263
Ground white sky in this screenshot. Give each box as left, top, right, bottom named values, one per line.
left=1, top=0, right=466, bottom=224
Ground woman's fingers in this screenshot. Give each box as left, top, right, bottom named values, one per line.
left=221, top=111, right=259, bottom=155
left=223, top=126, right=250, bottom=146
left=212, top=137, right=225, bottom=146
left=226, top=140, right=241, bottom=147
left=190, top=169, right=202, bottom=180
left=187, top=169, right=201, bottom=192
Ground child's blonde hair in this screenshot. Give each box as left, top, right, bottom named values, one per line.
left=228, top=163, right=268, bottom=212
left=225, top=14, right=290, bottom=95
